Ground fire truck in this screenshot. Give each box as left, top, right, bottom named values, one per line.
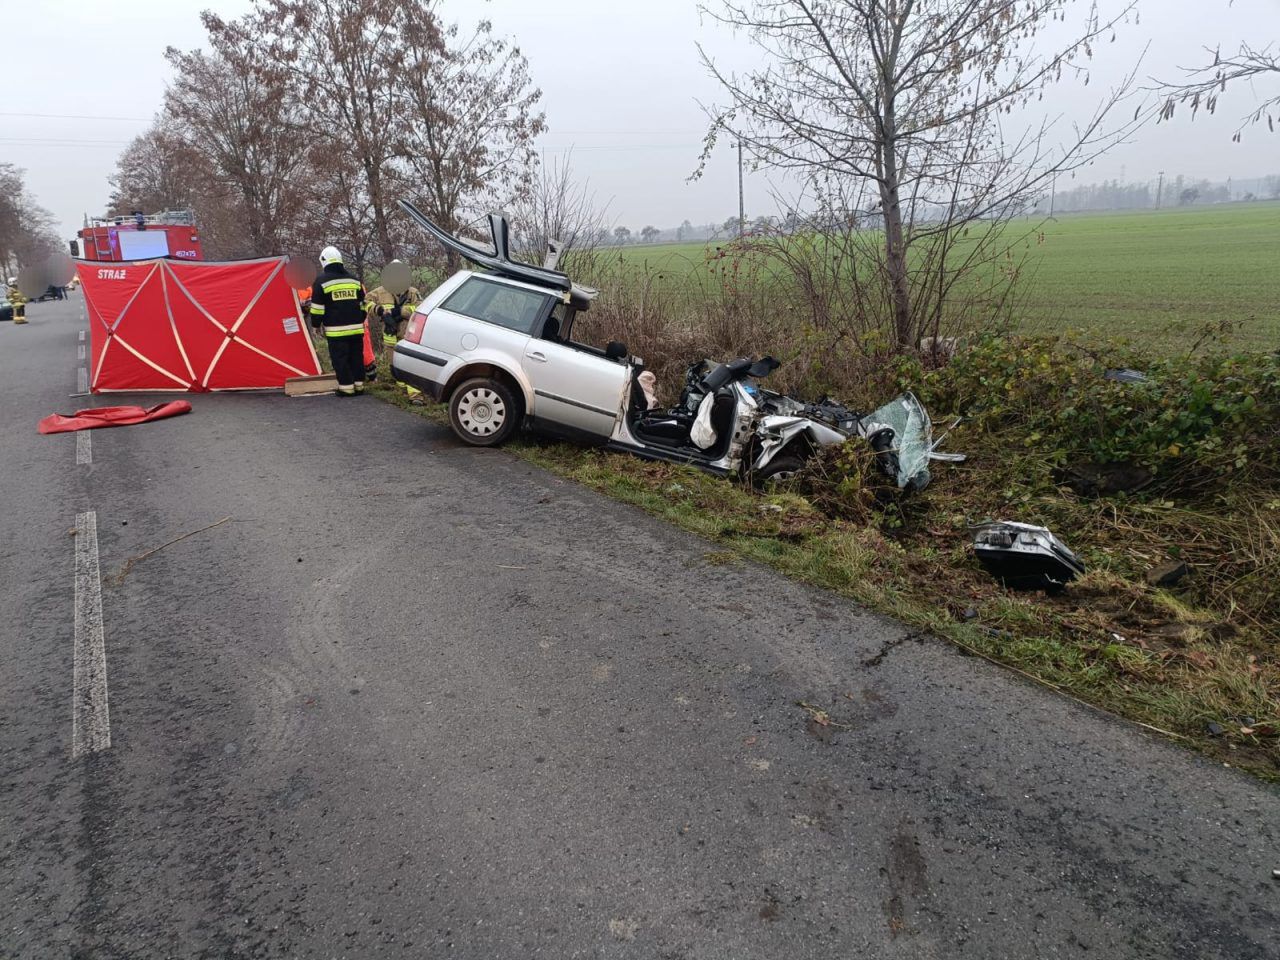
left=73, top=210, right=204, bottom=262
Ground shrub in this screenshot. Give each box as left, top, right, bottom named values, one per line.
left=919, top=335, right=1280, bottom=492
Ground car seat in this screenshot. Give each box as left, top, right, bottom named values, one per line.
left=708, top=393, right=736, bottom=449
left=632, top=368, right=697, bottom=445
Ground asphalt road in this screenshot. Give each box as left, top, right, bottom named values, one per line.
left=2, top=296, right=1278, bottom=959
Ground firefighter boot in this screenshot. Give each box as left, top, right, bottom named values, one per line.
left=13, top=305, right=26, bottom=325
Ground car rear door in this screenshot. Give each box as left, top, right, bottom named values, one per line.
left=521, top=339, right=629, bottom=438
left=426, top=275, right=537, bottom=363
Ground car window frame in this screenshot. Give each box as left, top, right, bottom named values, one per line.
left=440, top=275, right=556, bottom=336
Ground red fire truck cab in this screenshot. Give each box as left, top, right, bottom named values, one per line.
left=74, top=211, right=204, bottom=262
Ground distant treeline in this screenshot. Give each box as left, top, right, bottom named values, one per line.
left=1046, top=174, right=1280, bottom=214
left=615, top=174, right=1280, bottom=246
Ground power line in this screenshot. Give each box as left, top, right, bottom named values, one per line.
left=0, top=137, right=132, bottom=145
left=539, top=144, right=702, bottom=152
left=0, top=111, right=151, bottom=122
left=544, top=130, right=703, bottom=136
left=0, top=113, right=708, bottom=137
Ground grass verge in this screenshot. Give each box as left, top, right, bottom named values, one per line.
left=363, top=347, right=1279, bottom=781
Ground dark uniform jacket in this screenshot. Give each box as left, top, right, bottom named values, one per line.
left=308, top=264, right=367, bottom=338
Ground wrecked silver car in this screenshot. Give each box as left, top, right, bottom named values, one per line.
left=391, top=203, right=953, bottom=489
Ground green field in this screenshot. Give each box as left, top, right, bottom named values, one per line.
left=607, top=202, right=1280, bottom=350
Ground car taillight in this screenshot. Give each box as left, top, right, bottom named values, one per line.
left=405, top=310, right=427, bottom=343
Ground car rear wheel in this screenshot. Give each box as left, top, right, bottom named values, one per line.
left=449, top=377, right=519, bottom=446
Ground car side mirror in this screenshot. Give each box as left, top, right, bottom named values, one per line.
left=605, top=341, right=627, bottom=361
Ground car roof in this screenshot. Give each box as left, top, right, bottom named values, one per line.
left=454, top=270, right=571, bottom=300
left=400, top=201, right=599, bottom=310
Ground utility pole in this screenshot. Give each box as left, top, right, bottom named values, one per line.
left=1156, top=170, right=1165, bottom=210
left=737, top=141, right=745, bottom=237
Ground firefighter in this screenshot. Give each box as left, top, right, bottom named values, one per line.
left=308, top=247, right=369, bottom=396
left=365, top=281, right=424, bottom=401
left=365, top=282, right=421, bottom=357
left=6, top=278, right=26, bottom=325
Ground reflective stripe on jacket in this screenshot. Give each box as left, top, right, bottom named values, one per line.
left=308, top=265, right=367, bottom=336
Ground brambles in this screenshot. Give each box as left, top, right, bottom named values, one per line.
left=920, top=334, right=1280, bottom=491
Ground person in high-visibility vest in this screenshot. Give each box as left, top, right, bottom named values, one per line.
left=366, top=282, right=423, bottom=400
left=6, top=278, right=27, bottom=325
left=366, top=283, right=421, bottom=355
left=308, top=247, right=369, bottom=396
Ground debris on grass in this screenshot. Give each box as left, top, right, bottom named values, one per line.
left=971, top=521, right=1086, bottom=592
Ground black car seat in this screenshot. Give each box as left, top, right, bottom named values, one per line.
left=542, top=315, right=561, bottom=343
left=633, top=370, right=696, bottom=445
left=635, top=414, right=692, bottom=444
left=708, top=393, right=736, bottom=448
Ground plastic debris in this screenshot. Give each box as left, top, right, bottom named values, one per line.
left=972, top=521, right=1086, bottom=592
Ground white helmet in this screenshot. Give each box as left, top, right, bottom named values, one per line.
left=319, top=246, right=343, bottom=267
left=6, top=278, right=15, bottom=286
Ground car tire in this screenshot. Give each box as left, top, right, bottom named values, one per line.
left=751, top=454, right=806, bottom=491
left=448, top=377, right=520, bottom=447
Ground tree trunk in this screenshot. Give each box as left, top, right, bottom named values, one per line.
left=365, top=159, right=395, bottom=264
left=879, top=182, right=913, bottom=352
left=877, top=15, right=912, bottom=354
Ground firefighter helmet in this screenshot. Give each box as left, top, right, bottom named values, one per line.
left=319, top=246, right=343, bottom=267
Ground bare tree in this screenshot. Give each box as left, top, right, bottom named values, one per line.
left=613, top=226, right=632, bottom=245
left=398, top=14, right=546, bottom=242
left=0, top=164, right=32, bottom=276
left=224, top=0, right=425, bottom=263
left=292, top=147, right=381, bottom=278
left=107, top=121, right=199, bottom=217
left=165, top=16, right=315, bottom=258
left=102, top=0, right=551, bottom=272
left=509, top=152, right=611, bottom=269
left=697, top=0, right=1143, bottom=351
left=0, top=164, right=60, bottom=278
left=104, top=117, right=258, bottom=260
left=1157, top=41, right=1279, bottom=140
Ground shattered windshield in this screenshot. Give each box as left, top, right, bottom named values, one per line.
left=860, top=392, right=933, bottom=490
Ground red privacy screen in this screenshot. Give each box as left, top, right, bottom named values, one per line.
left=78, top=257, right=321, bottom=392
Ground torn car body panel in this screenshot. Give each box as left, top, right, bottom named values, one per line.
left=753, top=414, right=847, bottom=471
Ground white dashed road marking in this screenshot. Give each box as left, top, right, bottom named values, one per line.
left=78, top=330, right=85, bottom=342
left=77, top=345, right=85, bottom=361
left=73, top=511, right=111, bottom=757
left=76, top=431, right=92, bottom=466
left=77, top=367, right=87, bottom=394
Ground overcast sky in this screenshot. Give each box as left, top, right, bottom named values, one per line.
left=3, top=0, right=1277, bottom=243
